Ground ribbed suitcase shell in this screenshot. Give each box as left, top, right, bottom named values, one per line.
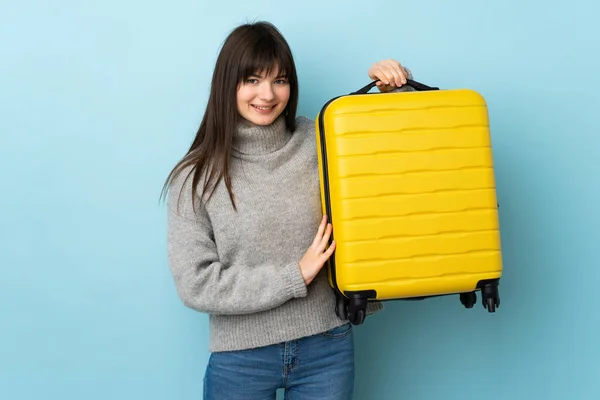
left=316, top=88, right=503, bottom=302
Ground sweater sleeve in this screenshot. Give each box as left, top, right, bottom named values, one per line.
left=166, top=171, right=308, bottom=316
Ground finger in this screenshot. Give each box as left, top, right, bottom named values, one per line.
left=369, top=63, right=386, bottom=84
left=371, top=66, right=392, bottom=86
left=318, top=223, right=333, bottom=251
left=312, top=215, right=327, bottom=247
left=322, top=240, right=336, bottom=259
left=376, top=81, right=392, bottom=91
left=380, top=67, right=406, bottom=87
left=378, top=82, right=395, bottom=93
left=368, top=62, right=381, bottom=81
left=398, top=66, right=407, bottom=85
left=382, top=60, right=407, bottom=86
left=316, top=223, right=332, bottom=252
left=389, top=61, right=407, bottom=86
left=388, top=67, right=405, bottom=87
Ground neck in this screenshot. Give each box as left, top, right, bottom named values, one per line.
left=232, top=116, right=291, bottom=155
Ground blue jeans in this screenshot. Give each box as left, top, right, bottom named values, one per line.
left=203, top=323, right=354, bottom=399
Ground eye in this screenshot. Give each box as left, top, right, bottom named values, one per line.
left=275, top=78, right=289, bottom=84
left=246, top=78, right=259, bottom=84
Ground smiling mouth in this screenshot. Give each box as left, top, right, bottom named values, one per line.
left=251, top=104, right=275, bottom=111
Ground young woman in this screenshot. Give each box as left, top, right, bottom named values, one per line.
left=163, top=21, right=413, bottom=400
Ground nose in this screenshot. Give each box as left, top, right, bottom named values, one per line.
left=258, top=83, right=275, bottom=101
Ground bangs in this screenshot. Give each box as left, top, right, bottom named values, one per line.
left=238, top=36, right=293, bottom=81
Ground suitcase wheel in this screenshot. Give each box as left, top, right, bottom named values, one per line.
left=335, top=291, right=368, bottom=325
left=459, top=292, right=477, bottom=309
left=347, top=294, right=368, bottom=325
left=480, top=281, right=501, bottom=313
left=335, top=295, right=348, bottom=321
left=349, top=309, right=366, bottom=325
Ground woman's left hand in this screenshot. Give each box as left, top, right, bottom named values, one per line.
left=368, top=59, right=410, bottom=92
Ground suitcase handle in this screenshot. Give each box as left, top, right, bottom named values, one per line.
left=351, top=79, right=439, bottom=95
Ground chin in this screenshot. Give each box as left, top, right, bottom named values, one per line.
left=253, top=117, right=278, bottom=125
left=244, top=112, right=282, bottom=126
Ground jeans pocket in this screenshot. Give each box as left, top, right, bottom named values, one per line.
left=319, top=323, right=352, bottom=339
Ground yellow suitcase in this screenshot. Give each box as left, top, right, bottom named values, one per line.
left=315, top=79, right=503, bottom=325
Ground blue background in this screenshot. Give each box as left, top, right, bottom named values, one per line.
left=2, top=0, right=599, bottom=399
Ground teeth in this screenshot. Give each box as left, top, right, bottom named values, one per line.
left=253, top=105, right=272, bottom=110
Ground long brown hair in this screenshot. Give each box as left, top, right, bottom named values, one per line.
left=161, top=21, right=299, bottom=211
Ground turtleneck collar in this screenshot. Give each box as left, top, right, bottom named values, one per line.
left=232, top=116, right=292, bottom=156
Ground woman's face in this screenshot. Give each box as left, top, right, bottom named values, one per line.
left=236, top=66, right=290, bottom=126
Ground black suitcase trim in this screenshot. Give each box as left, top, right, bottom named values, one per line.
left=317, top=95, right=343, bottom=295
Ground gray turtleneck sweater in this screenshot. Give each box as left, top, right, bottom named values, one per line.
left=167, top=115, right=382, bottom=352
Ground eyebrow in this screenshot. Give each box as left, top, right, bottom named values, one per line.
left=249, top=72, right=288, bottom=79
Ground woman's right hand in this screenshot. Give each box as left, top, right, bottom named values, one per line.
left=298, top=215, right=336, bottom=285
left=368, top=58, right=410, bottom=92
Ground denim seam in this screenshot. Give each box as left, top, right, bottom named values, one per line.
left=290, top=340, right=299, bottom=371
left=282, top=341, right=289, bottom=386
